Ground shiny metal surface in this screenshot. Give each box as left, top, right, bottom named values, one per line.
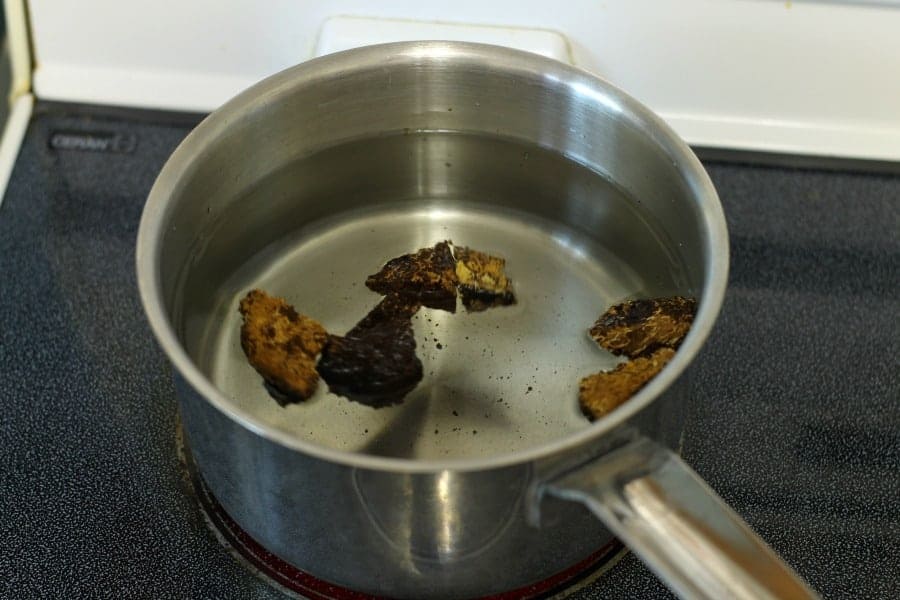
left=177, top=372, right=683, bottom=597
left=136, top=42, right=759, bottom=597
left=544, top=437, right=820, bottom=600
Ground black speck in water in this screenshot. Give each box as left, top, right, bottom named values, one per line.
left=434, top=429, right=439, bottom=434
left=526, top=386, right=533, bottom=393
left=436, top=343, right=443, bottom=349
left=445, top=162, right=451, bottom=168
left=452, top=410, right=459, bottom=416
left=472, top=430, right=478, bottom=435
left=364, top=429, right=368, bottom=434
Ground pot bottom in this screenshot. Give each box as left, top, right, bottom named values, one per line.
left=177, top=424, right=626, bottom=599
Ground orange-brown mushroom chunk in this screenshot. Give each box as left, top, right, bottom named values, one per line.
left=578, top=347, right=675, bottom=420
left=238, top=289, right=328, bottom=404
left=453, top=245, right=516, bottom=312
left=589, top=296, right=697, bottom=358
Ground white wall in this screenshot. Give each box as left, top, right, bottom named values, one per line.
left=27, top=0, right=900, bottom=160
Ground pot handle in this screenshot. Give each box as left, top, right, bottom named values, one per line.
left=537, top=436, right=820, bottom=600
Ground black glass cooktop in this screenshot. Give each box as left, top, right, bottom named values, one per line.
left=0, top=102, right=897, bottom=599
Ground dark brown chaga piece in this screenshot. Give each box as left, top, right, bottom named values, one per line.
left=452, top=245, right=516, bottom=312
left=238, top=289, right=328, bottom=405
left=578, top=347, right=675, bottom=421
left=589, top=296, right=697, bottom=358
left=365, top=241, right=458, bottom=312
left=317, top=295, right=423, bottom=408
left=347, top=294, right=420, bottom=335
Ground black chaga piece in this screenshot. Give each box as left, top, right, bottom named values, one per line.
left=317, top=295, right=424, bottom=408
left=347, top=294, right=420, bottom=335
left=365, top=240, right=458, bottom=312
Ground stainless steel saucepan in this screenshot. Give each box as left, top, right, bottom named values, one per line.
left=137, top=42, right=818, bottom=599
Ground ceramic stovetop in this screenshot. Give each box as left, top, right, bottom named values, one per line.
left=0, top=102, right=897, bottom=599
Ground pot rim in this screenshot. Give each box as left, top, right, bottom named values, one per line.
left=136, top=41, right=729, bottom=474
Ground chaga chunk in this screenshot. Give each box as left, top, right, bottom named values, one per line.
left=589, top=296, right=697, bottom=358
left=348, top=294, right=420, bottom=335
left=365, top=241, right=458, bottom=312
left=317, top=295, right=423, bottom=408
left=317, top=324, right=423, bottom=408
left=238, top=289, right=328, bottom=404
left=453, top=245, right=516, bottom=312
left=578, top=348, right=675, bottom=421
